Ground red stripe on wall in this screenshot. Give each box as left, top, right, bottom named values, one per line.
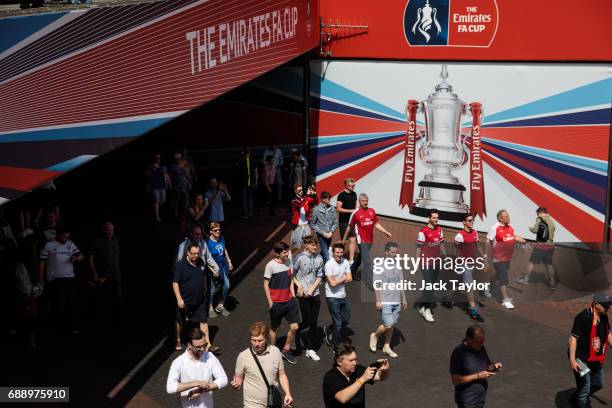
left=316, top=145, right=404, bottom=198
left=0, top=167, right=61, bottom=191
left=317, top=136, right=405, bottom=169
left=483, top=152, right=604, bottom=242
left=484, top=144, right=604, bottom=200
left=481, top=126, right=610, bottom=162
left=312, top=110, right=406, bottom=136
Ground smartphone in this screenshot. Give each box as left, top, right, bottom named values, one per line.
left=487, top=364, right=499, bottom=372
left=369, top=361, right=382, bottom=369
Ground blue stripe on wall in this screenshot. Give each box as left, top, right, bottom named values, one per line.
left=0, top=116, right=174, bottom=143
left=0, top=12, right=68, bottom=54
left=484, top=143, right=606, bottom=213
left=484, top=108, right=610, bottom=128
left=483, top=78, right=612, bottom=124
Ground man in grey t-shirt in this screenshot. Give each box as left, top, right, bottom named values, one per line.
left=369, top=242, right=407, bottom=358
left=292, top=235, right=325, bottom=361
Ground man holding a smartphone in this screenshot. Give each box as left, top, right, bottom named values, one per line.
left=323, top=342, right=390, bottom=407
left=450, top=325, right=502, bottom=408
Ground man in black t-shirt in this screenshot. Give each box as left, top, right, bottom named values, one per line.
left=568, top=293, right=612, bottom=408
left=450, top=325, right=502, bottom=408
left=336, top=178, right=358, bottom=278
left=322, top=342, right=389, bottom=407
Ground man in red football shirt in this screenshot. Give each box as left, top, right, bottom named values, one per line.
left=454, top=213, right=485, bottom=322
left=343, top=193, right=392, bottom=290
left=415, top=209, right=446, bottom=323
left=485, top=209, right=526, bottom=309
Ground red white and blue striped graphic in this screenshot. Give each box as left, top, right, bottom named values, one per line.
left=310, top=61, right=611, bottom=242
left=0, top=0, right=318, bottom=203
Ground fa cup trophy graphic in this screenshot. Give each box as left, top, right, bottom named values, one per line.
left=399, top=65, right=487, bottom=221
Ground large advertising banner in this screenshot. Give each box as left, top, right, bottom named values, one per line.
left=310, top=61, right=612, bottom=243
left=0, top=0, right=319, bottom=204
left=319, top=0, right=612, bottom=61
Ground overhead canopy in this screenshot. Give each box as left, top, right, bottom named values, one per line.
left=0, top=0, right=319, bottom=204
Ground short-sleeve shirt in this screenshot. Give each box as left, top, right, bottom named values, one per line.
left=235, top=346, right=284, bottom=408
left=571, top=308, right=610, bottom=363
left=207, top=236, right=228, bottom=272
left=293, top=251, right=325, bottom=297
left=171, top=165, right=190, bottom=193
left=337, top=191, right=357, bottom=224
left=454, top=229, right=479, bottom=259
left=450, top=342, right=491, bottom=404
left=417, top=226, right=444, bottom=260
left=323, top=365, right=373, bottom=408
left=88, top=236, right=120, bottom=280
left=152, top=166, right=167, bottom=189
left=349, top=208, right=379, bottom=244
left=40, top=239, right=81, bottom=281
left=264, top=258, right=293, bottom=303
left=166, top=351, right=228, bottom=408
left=378, top=264, right=403, bottom=304
left=173, top=259, right=207, bottom=306
left=325, top=258, right=351, bottom=298
left=487, top=222, right=515, bottom=262
left=204, top=189, right=227, bottom=222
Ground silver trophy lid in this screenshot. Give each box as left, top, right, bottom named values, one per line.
left=435, top=65, right=453, bottom=92
left=426, top=64, right=462, bottom=103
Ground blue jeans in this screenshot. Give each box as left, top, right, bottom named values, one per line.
left=209, top=269, right=230, bottom=306
left=326, top=297, right=351, bottom=348
left=318, top=234, right=331, bottom=263
left=573, top=363, right=603, bottom=407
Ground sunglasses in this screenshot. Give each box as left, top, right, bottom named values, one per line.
left=211, top=228, right=221, bottom=232
left=189, top=343, right=209, bottom=351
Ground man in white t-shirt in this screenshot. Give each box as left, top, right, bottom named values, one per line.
left=370, top=242, right=407, bottom=358
left=38, top=225, right=84, bottom=334
left=167, top=327, right=228, bottom=408
left=324, top=242, right=353, bottom=351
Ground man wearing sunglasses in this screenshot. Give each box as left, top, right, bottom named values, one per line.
left=167, top=327, right=228, bottom=408
left=568, top=293, right=612, bottom=408
left=454, top=214, right=485, bottom=322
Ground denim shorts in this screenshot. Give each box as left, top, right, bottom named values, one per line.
left=381, top=303, right=400, bottom=327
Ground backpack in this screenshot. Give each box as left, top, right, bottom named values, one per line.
left=536, top=217, right=549, bottom=242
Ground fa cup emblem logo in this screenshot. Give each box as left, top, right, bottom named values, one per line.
left=412, top=0, right=442, bottom=43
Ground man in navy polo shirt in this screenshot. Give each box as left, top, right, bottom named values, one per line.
left=173, top=243, right=221, bottom=354
left=450, top=325, right=503, bottom=408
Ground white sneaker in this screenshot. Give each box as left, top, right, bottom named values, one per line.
left=516, top=276, right=529, bottom=285
left=501, top=299, right=515, bottom=309
left=483, top=290, right=493, bottom=298
left=418, top=306, right=425, bottom=318
left=305, top=349, right=320, bottom=361
left=423, top=308, right=435, bottom=323
left=382, top=346, right=398, bottom=358
left=369, top=333, right=377, bottom=352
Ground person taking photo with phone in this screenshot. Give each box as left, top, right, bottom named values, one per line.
left=322, top=342, right=390, bottom=407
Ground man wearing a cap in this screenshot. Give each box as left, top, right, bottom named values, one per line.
left=568, top=293, right=612, bottom=407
